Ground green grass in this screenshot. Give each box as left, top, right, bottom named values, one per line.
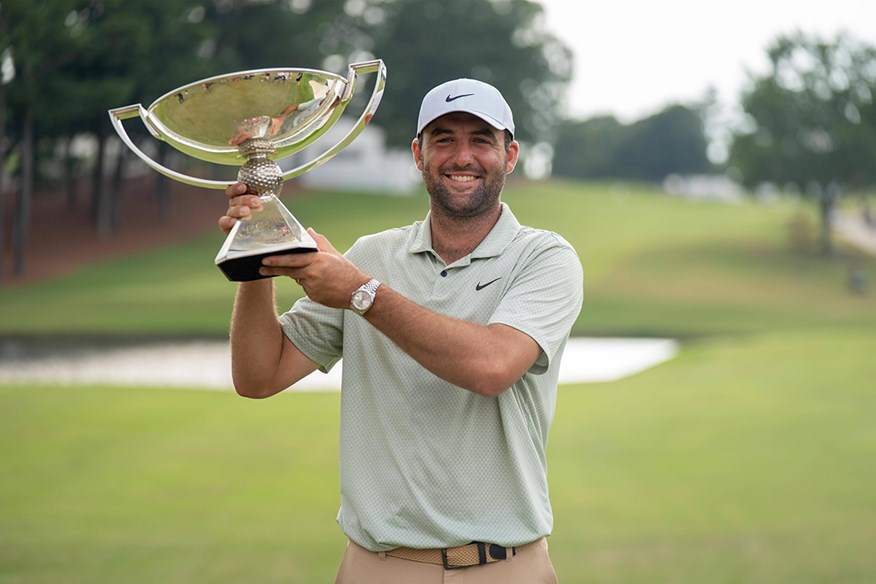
left=549, top=327, right=876, bottom=582
left=0, top=387, right=345, bottom=583
left=2, top=328, right=874, bottom=583
left=2, top=179, right=876, bottom=582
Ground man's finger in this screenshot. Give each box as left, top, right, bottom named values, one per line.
left=218, top=216, right=236, bottom=234
left=261, top=253, right=313, bottom=269
left=308, top=228, right=339, bottom=254
left=226, top=182, right=247, bottom=198
left=228, top=205, right=250, bottom=219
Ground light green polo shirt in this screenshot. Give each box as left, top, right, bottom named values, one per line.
left=280, top=203, right=583, bottom=551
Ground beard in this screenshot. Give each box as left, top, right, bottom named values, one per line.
left=422, top=159, right=507, bottom=219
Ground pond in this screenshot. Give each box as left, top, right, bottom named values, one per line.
left=0, top=336, right=677, bottom=390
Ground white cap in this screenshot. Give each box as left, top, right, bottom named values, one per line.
left=417, top=78, right=515, bottom=137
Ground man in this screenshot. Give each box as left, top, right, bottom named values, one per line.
left=219, top=78, right=583, bottom=583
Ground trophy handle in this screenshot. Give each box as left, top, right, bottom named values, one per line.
left=280, top=59, right=387, bottom=180
left=108, top=59, right=386, bottom=189
left=108, top=104, right=231, bottom=190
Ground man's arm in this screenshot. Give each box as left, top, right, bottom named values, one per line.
left=362, top=285, right=541, bottom=397
left=229, top=279, right=320, bottom=398
left=260, top=230, right=541, bottom=398
left=220, top=184, right=319, bottom=398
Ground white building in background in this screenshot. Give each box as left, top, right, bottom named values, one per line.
left=50, top=117, right=417, bottom=194
left=663, top=174, right=744, bottom=202
left=282, top=119, right=420, bottom=195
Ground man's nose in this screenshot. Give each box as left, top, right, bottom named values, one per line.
left=450, top=141, right=475, bottom=165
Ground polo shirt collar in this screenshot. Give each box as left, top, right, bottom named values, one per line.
left=408, top=202, right=521, bottom=260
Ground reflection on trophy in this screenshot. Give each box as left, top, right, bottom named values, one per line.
left=108, top=60, right=386, bottom=281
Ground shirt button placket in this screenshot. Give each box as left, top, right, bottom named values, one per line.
left=432, top=267, right=452, bottom=309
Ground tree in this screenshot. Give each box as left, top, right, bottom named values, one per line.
left=728, top=32, right=876, bottom=254
left=615, top=105, right=713, bottom=181
left=552, top=115, right=624, bottom=179
left=59, top=0, right=218, bottom=235
left=202, top=0, right=353, bottom=71
left=364, top=0, right=573, bottom=148
left=0, top=0, right=219, bottom=274
left=552, top=104, right=713, bottom=182
left=1, top=0, right=80, bottom=275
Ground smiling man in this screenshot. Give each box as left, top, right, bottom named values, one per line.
left=220, top=78, right=583, bottom=583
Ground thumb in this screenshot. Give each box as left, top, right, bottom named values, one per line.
left=308, top=228, right=339, bottom=254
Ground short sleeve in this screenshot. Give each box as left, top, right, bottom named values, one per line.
left=279, top=297, right=345, bottom=373
left=489, top=236, right=583, bottom=373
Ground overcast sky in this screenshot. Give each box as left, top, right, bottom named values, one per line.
left=538, top=0, right=876, bottom=122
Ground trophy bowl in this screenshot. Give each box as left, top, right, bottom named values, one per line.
left=109, top=60, right=386, bottom=281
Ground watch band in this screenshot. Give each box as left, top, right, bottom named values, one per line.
left=350, top=278, right=381, bottom=315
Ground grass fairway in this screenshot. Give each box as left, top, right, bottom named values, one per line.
left=549, top=328, right=876, bottom=582
left=0, top=386, right=345, bottom=583
left=1, top=179, right=875, bottom=582
left=2, top=329, right=874, bottom=583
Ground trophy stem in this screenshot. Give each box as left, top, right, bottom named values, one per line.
left=215, top=138, right=317, bottom=281
left=237, top=138, right=284, bottom=199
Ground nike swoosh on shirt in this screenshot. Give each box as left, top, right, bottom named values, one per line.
left=445, top=93, right=474, bottom=102
left=475, top=277, right=502, bottom=291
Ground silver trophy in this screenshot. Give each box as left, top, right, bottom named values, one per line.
left=108, top=60, right=386, bottom=281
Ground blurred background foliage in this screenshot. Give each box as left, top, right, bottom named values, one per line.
left=2, top=0, right=876, bottom=278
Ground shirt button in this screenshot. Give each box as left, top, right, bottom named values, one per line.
left=440, top=270, right=448, bottom=277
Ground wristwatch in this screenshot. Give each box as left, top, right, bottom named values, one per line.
left=350, top=278, right=381, bottom=315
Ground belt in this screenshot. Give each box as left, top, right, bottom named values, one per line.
left=385, top=539, right=539, bottom=569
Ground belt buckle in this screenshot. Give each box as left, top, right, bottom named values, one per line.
left=441, top=547, right=465, bottom=570
left=441, top=542, right=489, bottom=570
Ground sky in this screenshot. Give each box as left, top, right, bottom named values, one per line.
left=538, top=0, right=876, bottom=122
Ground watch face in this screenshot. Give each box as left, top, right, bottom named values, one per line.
left=352, top=290, right=371, bottom=311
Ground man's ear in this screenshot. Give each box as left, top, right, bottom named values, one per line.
left=505, top=140, right=520, bottom=174
left=411, top=138, right=424, bottom=172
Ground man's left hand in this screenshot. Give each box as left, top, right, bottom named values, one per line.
left=259, top=228, right=371, bottom=309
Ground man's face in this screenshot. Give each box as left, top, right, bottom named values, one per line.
left=412, top=112, right=519, bottom=219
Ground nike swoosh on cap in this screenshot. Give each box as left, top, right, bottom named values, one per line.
left=445, top=93, right=474, bottom=102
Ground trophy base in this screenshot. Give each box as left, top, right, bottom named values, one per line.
left=216, top=243, right=318, bottom=282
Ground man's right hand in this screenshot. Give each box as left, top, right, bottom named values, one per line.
left=218, top=182, right=262, bottom=234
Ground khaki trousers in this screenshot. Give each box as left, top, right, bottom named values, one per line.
left=335, top=538, right=558, bottom=584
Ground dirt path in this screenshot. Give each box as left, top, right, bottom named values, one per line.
left=1, top=176, right=226, bottom=286
left=834, top=210, right=876, bottom=256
